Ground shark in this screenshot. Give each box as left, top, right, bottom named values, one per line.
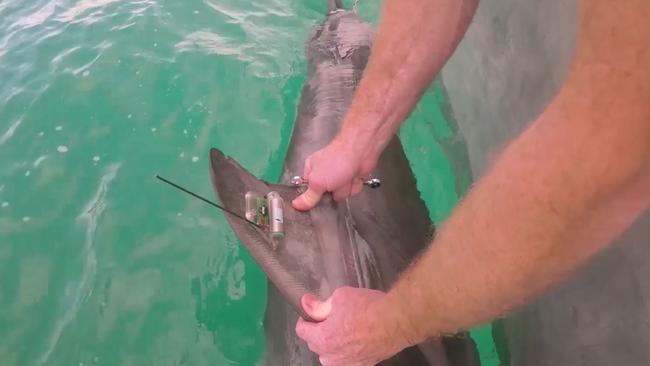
left=209, top=2, right=480, bottom=365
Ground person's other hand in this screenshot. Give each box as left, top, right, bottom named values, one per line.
left=295, top=287, right=410, bottom=366
left=292, top=138, right=377, bottom=211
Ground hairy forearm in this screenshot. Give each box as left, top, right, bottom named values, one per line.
left=378, top=0, right=650, bottom=344
left=338, top=0, right=478, bottom=160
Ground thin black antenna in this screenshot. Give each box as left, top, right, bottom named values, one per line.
left=155, top=175, right=262, bottom=229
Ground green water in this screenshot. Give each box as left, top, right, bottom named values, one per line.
left=0, top=0, right=497, bottom=365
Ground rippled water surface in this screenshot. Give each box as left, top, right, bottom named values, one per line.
left=0, top=0, right=497, bottom=365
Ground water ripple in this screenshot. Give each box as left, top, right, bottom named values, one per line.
left=57, top=0, right=121, bottom=23
left=108, top=21, right=135, bottom=31
left=32, top=25, right=66, bottom=46
left=0, top=29, right=20, bottom=61
left=39, top=163, right=121, bottom=365
left=176, top=30, right=254, bottom=59
left=0, top=1, right=10, bottom=16
left=0, top=118, right=23, bottom=146
left=50, top=45, right=82, bottom=66
left=174, top=0, right=312, bottom=78
left=204, top=1, right=266, bottom=22
left=8, top=1, right=55, bottom=31
left=54, top=0, right=155, bottom=28
left=33, top=155, right=48, bottom=167
left=69, top=52, right=101, bottom=75
left=0, top=0, right=339, bottom=363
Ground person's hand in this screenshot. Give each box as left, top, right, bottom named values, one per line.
left=295, top=287, right=411, bottom=366
left=292, top=137, right=377, bottom=211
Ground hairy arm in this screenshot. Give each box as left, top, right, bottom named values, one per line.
left=339, top=0, right=478, bottom=157
left=293, top=0, right=478, bottom=209
left=380, top=0, right=650, bottom=343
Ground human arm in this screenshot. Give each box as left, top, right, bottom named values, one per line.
left=292, top=0, right=479, bottom=210
left=381, top=0, right=650, bottom=341
left=296, top=0, right=650, bottom=364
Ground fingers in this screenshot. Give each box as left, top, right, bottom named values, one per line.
left=296, top=318, right=320, bottom=348
left=319, top=356, right=336, bottom=366
left=301, top=293, right=332, bottom=321
left=292, top=157, right=325, bottom=210
left=296, top=293, right=333, bottom=354
left=295, top=317, right=314, bottom=341
left=303, top=156, right=313, bottom=178
left=333, top=182, right=352, bottom=202
left=296, top=287, right=389, bottom=366
left=294, top=179, right=362, bottom=208
left=350, top=179, right=364, bottom=196
left=333, top=177, right=366, bottom=201
left=319, top=356, right=371, bottom=366
left=293, top=149, right=371, bottom=209
left=296, top=317, right=332, bottom=356
left=292, top=186, right=325, bottom=211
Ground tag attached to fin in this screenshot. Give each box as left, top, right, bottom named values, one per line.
left=245, top=191, right=285, bottom=249
left=245, top=191, right=268, bottom=227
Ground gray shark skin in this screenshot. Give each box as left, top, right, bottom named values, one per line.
left=210, top=8, right=480, bottom=366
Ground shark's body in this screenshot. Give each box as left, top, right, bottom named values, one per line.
left=210, top=6, right=479, bottom=366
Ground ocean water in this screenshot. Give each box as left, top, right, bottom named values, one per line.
left=0, top=0, right=497, bottom=365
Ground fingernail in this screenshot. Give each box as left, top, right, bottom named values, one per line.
left=313, top=297, right=332, bottom=320
left=302, top=293, right=319, bottom=311
left=293, top=194, right=315, bottom=211
left=292, top=197, right=306, bottom=210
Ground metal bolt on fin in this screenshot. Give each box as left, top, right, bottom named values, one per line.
left=290, top=176, right=381, bottom=189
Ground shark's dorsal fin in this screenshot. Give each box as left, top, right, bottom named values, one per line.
left=209, top=148, right=327, bottom=321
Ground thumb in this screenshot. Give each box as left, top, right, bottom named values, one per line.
left=292, top=187, right=324, bottom=211
left=301, top=293, right=332, bottom=322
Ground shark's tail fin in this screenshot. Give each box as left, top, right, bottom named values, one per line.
left=327, top=0, right=343, bottom=12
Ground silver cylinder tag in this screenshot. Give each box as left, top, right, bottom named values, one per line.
left=266, top=191, right=284, bottom=240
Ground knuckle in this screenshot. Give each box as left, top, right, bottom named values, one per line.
left=332, top=189, right=347, bottom=202
left=307, top=340, right=324, bottom=355
left=331, top=287, right=347, bottom=304
left=305, top=188, right=321, bottom=202
left=335, top=286, right=353, bottom=297
left=295, top=322, right=306, bottom=340
left=312, top=181, right=326, bottom=193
